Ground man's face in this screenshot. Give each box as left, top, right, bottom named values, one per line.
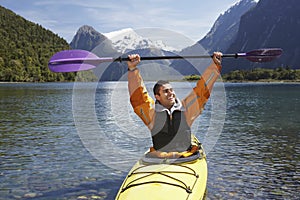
left=155, top=83, right=176, bottom=109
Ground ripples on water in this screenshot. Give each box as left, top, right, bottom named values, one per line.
left=0, top=82, right=299, bottom=199
left=208, top=83, right=300, bottom=199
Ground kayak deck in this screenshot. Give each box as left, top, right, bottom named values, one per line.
left=116, top=150, right=207, bottom=200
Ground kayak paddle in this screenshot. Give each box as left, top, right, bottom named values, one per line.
left=48, top=48, right=282, bottom=73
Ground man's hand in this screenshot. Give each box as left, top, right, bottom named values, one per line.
left=212, top=52, right=222, bottom=68
left=127, top=54, right=141, bottom=71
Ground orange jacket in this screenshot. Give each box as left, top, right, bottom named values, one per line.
left=128, top=62, right=221, bottom=130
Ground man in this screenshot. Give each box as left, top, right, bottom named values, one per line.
left=127, top=52, right=222, bottom=158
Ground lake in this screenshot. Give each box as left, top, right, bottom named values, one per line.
left=0, top=82, right=299, bottom=199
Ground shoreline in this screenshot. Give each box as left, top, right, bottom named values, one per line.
left=1, top=80, right=300, bottom=84
left=221, top=79, right=300, bottom=84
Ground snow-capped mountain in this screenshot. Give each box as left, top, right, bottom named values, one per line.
left=104, top=28, right=178, bottom=53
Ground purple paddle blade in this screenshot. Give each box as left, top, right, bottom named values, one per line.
left=245, top=48, right=283, bottom=62
left=49, top=50, right=112, bottom=72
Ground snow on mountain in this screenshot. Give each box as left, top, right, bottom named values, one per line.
left=104, top=28, right=178, bottom=53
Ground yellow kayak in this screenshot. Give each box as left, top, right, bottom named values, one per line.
left=115, top=143, right=207, bottom=200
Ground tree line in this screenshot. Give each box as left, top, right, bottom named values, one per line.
left=184, top=67, right=300, bottom=82
left=222, top=67, right=300, bottom=82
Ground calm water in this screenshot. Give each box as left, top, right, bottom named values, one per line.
left=0, top=82, right=299, bottom=200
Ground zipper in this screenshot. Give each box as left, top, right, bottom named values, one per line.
left=169, top=112, right=174, bottom=132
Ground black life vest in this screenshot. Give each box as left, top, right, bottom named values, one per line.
left=151, top=110, right=191, bottom=152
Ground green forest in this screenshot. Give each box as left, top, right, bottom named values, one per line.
left=184, top=67, right=300, bottom=82
left=0, top=6, right=75, bottom=82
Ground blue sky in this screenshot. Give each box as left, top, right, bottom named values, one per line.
left=1, top=0, right=257, bottom=43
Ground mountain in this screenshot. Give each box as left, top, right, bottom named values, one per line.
left=170, top=0, right=257, bottom=75
left=70, top=26, right=183, bottom=81
left=71, top=26, right=178, bottom=54
left=0, top=6, right=75, bottom=82
left=199, top=0, right=257, bottom=53
left=104, top=28, right=178, bottom=53
left=223, top=0, right=300, bottom=72
left=70, top=25, right=116, bottom=54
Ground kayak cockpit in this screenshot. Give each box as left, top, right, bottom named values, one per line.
left=142, top=150, right=204, bottom=164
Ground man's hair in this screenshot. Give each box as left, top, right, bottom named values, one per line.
left=153, top=80, right=170, bottom=95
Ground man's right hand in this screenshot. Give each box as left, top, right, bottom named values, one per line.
left=127, top=54, right=140, bottom=71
